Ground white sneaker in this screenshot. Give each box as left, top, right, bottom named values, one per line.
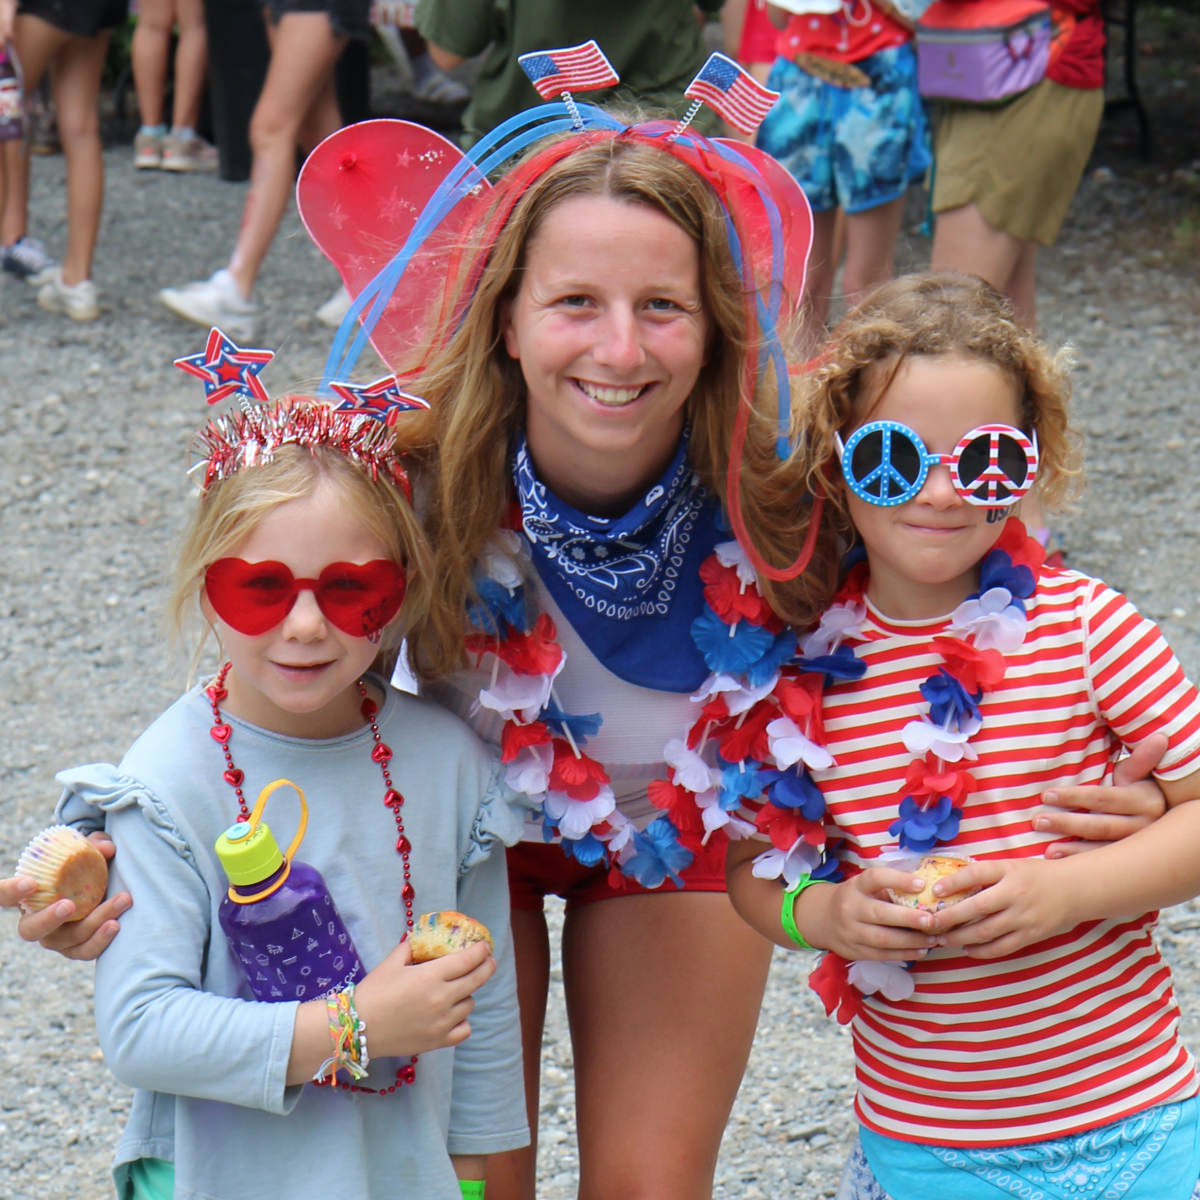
left=158, top=268, right=257, bottom=340
left=316, top=285, right=352, bottom=327
left=37, top=268, right=100, bottom=321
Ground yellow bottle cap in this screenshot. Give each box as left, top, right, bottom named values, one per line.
left=215, top=820, right=285, bottom=886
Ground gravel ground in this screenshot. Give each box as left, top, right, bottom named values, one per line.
left=1, top=14, right=1198, bottom=1196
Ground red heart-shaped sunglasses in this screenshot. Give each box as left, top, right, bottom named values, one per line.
left=204, top=558, right=406, bottom=638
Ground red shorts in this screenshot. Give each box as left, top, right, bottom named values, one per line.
left=507, top=838, right=729, bottom=912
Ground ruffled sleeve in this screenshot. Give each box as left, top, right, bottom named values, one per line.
left=459, top=759, right=540, bottom=877
left=55, top=764, right=197, bottom=865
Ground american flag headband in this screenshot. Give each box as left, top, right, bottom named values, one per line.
left=319, top=42, right=811, bottom=462
left=175, top=325, right=429, bottom=498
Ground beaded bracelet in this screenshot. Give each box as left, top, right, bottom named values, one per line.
left=780, top=873, right=830, bottom=951
left=458, top=1181, right=486, bottom=1199
left=315, top=984, right=370, bottom=1085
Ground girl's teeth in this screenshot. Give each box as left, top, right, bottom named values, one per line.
left=578, top=381, right=644, bottom=406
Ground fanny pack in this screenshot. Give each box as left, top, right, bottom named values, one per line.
left=916, top=0, right=1052, bottom=103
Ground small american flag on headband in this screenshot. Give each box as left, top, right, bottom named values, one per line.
left=518, top=40, right=619, bottom=100
left=684, top=52, right=779, bottom=136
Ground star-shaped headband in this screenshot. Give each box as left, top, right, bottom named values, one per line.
left=176, top=326, right=429, bottom=497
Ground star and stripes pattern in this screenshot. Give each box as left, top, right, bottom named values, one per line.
left=174, top=327, right=275, bottom=406
left=684, top=52, right=780, bottom=136
left=518, top=40, right=619, bottom=100
left=329, top=375, right=431, bottom=425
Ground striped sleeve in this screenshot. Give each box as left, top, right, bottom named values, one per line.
left=1083, top=579, right=1200, bottom=780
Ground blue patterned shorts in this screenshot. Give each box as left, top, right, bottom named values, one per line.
left=838, top=1108, right=1200, bottom=1200
left=756, top=43, right=931, bottom=214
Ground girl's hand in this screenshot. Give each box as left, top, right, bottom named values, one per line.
left=354, top=937, right=496, bottom=1059
left=3, top=833, right=130, bottom=959
left=1034, top=734, right=1167, bottom=857
left=926, top=857, right=1073, bottom=958
left=813, top=866, right=940, bottom=961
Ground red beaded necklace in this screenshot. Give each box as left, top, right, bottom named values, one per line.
left=206, top=660, right=418, bottom=1094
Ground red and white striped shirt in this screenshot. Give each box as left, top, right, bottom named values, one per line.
left=809, top=567, right=1200, bottom=1145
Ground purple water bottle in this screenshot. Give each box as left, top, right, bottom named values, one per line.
left=215, top=779, right=364, bottom=1002
left=0, top=46, right=22, bottom=144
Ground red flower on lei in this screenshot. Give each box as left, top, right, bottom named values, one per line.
left=809, top=952, right=862, bottom=1025
left=932, top=635, right=1006, bottom=693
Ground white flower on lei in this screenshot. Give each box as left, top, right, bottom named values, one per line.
left=767, top=716, right=834, bottom=771
left=848, top=959, right=915, bottom=1001
left=751, top=840, right=822, bottom=886
left=664, top=738, right=720, bottom=794
left=948, top=586, right=1026, bottom=652
left=714, top=538, right=759, bottom=588
left=696, top=788, right=756, bottom=842
left=802, top=599, right=867, bottom=659
left=901, top=717, right=981, bottom=762
left=476, top=657, right=563, bottom=723
left=605, top=811, right=636, bottom=856
left=690, top=673, right=779, bottom=715
left=478, top=529, right=526, bottom=589
left=544, top=784, right=616, bottom=841
left=504, top=743, right=554, bottom=796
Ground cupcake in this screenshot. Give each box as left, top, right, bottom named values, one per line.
left=888, top=854, right=976, bottom=912
left=409, top=911, right=494, bottom=961
left=15, top=825, right=108, bottom=920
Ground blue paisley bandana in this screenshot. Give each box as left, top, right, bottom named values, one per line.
left=514, top=432, right=722, bottom=692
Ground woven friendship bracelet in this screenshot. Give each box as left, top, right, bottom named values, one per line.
left=315, top=984, right=370, bottom=1085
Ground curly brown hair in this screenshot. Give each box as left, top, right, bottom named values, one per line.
left=792, top=271, right=1082, bottom=536
left=391, top=131, right=840, bottom=679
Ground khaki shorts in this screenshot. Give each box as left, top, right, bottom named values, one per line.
left=931, top=79, right=1104, bottom=246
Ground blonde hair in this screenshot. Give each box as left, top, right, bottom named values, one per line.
left=794, top=271, right=1082, bottom=533
left=393, top=132, right=838, bottom=677
left=169, top=421, right=431, bottom=678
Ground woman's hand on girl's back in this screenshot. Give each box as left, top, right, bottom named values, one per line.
left=1033, top=734, right=1169, bottom=857
left=2, top=832, right=130, bottom=959
left=355, top=938, right=497, bottom=1059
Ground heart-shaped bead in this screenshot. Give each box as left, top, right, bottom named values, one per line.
left=223, top=768, right=244, bottom=787
left=370, top=743, right=393, bottom=764
left=210, top=723, right=232, bottom=743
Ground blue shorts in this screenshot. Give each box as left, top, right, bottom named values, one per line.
left=757, top=43, right=931, bottom=214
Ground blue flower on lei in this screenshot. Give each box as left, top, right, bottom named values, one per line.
left=920, top=669, right=981, bottom=730
left=559, top=830, right=608, bottom=868
left=718, top=759, right=774, bottom=810
left=745, top=628, right=799, bottom=688
left=623, top=817, right=693, bottom=889
left=979, top=548, right=1035, bottom=603
left=889, top=794, right=962, bottom=853
left=810, top=851, right=843, bottom=884
left=767, top=766, right=826, bottom=820
left=691, top=610, right=776, bottom=674
left=797, top=643, right=868, bottom=688
left=467, top=578, right=530, bottom=635
left=540, top=699, right=603, bottom=744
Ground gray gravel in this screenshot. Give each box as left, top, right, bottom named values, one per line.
left=2, top=27, right=1198, bottom=1196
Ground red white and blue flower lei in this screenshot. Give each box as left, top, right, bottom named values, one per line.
left=466, top=522, right=858, bottom=889
left=804, top=519, right=1046, bottom=1020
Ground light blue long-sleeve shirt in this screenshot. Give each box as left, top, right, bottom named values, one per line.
left=57, top=676, right=531, bottom=1200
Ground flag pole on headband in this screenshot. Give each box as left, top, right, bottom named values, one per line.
left=517, top=40, right=619, bottom=131
left=673, top=52, right=780, bottom=140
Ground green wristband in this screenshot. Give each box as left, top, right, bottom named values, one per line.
left=459, top=1182, right=485, bottom=1200
left=781, top=873, right=829, bottom=951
